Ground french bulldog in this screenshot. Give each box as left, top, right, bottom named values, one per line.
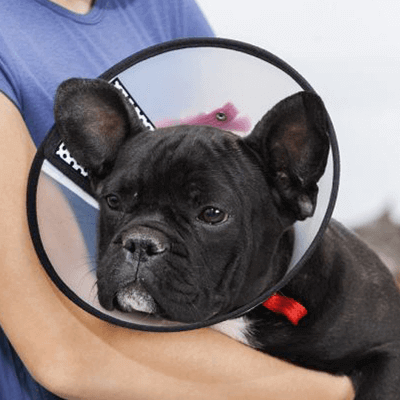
left=54, top=78, right=400, bottom=399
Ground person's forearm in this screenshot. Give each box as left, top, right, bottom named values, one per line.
left=55, top=326, right=354, bottom=400
left=0, top=94, right=354, bottom=400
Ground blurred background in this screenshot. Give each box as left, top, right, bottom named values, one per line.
left=197, top=0, right=400, bottom=277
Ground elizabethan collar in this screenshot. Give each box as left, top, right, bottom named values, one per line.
left=27, top=38, right=339, bottom=331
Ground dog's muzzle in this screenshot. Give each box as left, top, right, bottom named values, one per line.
left=109, top=226, right=169, bottom=313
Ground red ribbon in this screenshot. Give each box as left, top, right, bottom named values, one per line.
left=263, top=293, right=308, bottom=326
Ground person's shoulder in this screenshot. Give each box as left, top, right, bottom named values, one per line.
left=0, top=0, right=40, bottom=37
left=0, top=1, right=16, bottom=31
left=0, top=0, right=31, bottom=19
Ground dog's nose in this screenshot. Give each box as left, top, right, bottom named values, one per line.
left=121, top=227, right=168, bottom=258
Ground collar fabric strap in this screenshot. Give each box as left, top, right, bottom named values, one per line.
left=263, top=293, right=308, bottom=325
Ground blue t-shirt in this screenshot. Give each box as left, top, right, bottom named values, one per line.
left=0, top=0, right=213, bottom=147
left=0, top=0, right=213, bottom=398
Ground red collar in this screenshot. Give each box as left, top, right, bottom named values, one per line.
left=263, top=293, right=308, bottom=325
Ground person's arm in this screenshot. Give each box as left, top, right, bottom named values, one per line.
left=0, top=93, right=354, bottom=400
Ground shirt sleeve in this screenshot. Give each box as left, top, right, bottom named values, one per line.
left=0, top=327, right=64, bottom=400
left=143, top=0, right=215, bottom=42
left=179, top=0, right=215, bottom=38
left=0, top=34, right=22, bottom=111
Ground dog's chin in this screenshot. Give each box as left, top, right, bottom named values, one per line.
left=114, top=282, right=157, bottom=314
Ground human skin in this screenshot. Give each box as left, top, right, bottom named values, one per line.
left=50, top=0, right=94, bottom=14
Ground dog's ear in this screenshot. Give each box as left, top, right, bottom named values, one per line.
left=54, top=78, right=146, bottom=178
left=245, top=91, right=330, bottom=221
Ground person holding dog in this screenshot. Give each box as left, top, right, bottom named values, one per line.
left=0, top=0, right=354, bottom=398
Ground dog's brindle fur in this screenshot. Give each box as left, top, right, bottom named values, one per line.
left=55, top=78, right=400, bottom=399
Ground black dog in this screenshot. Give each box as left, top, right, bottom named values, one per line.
left=55, top=78, right=400, bottom=399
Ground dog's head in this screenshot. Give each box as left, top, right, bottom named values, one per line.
left=54, top=78, right=329, bottom=323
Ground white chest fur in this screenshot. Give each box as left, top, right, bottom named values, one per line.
left=212, top=316, right=253, bottom=346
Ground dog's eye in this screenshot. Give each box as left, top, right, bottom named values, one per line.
left=105, top=194, right=121, bottom=210
left=198, top=207, right=228, bottom=224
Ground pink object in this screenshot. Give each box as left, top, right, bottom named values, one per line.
left=156, top=102, right=251, bottom=133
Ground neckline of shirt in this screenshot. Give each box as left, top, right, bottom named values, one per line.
left=33, top=0, right=107, bottom=24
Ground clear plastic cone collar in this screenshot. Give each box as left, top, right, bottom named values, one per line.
left=27, top=38, right=339, bottom=331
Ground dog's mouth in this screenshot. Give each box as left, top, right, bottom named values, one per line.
left=113, top=282, right=157, bottom=315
